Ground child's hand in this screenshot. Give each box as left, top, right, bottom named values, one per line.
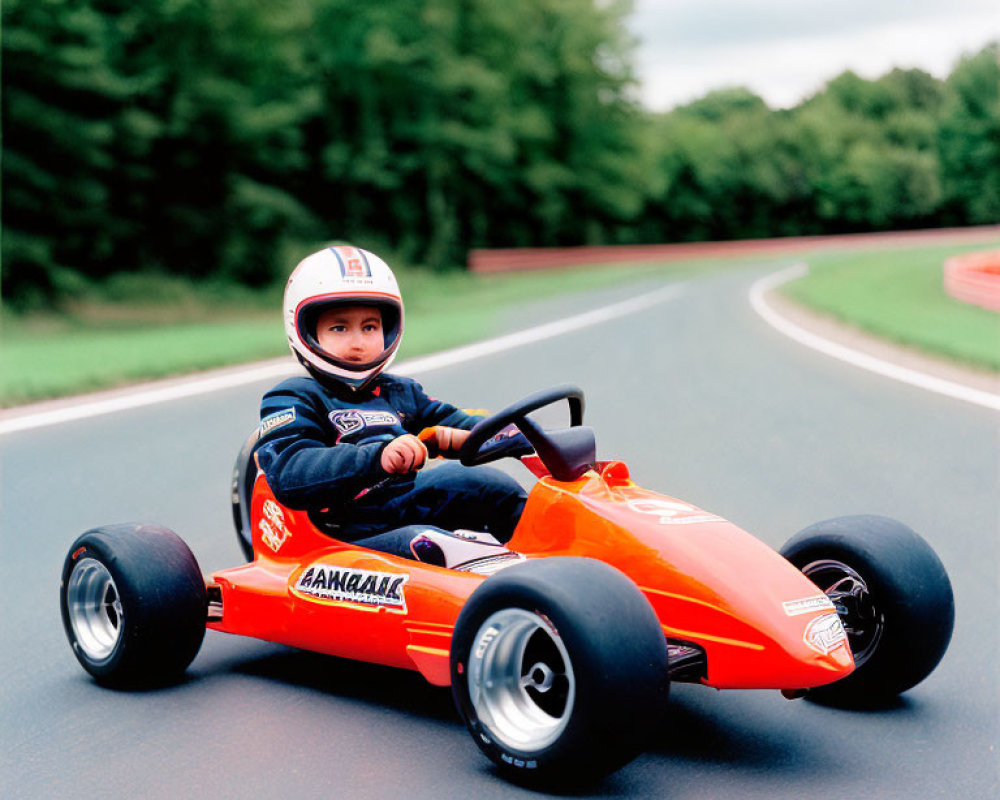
left=418, top=427, right=471, bottom=459
left=381, top=434, right=428, bottom=474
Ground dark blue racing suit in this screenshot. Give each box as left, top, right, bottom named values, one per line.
left=256, top=374, right=526, bottom=558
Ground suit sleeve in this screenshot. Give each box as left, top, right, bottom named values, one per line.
left=405, top=380, right=485, bottom=432
left=255, top=387, right=388, bottom=510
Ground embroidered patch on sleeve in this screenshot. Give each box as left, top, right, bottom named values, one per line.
left=260, top=408, right=296, bottom=437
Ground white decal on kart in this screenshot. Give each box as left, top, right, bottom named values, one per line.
left=626, top=498, right=723, bottom=525
left=293, top=565, right=409, bottom=612
left=803, top=613, right=849, bottom=655
left=783, top=595, right=836, bottom=616
left=259, top=499, right=293, bottom=552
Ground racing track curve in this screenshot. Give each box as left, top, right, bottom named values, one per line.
left=2, top=264, right=996, bottom=799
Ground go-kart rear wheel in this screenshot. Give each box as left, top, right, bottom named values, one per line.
left=450, top=557, right=669, bottom=787
left=60, top=523, right=207, bottom=688
left=231, top=428, right=260, bottom=562
left=780, top=515, right=954, bottom=706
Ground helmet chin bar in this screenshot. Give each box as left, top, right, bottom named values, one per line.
left=294, top=332, right=401, bottom=391
left=306, top=339, right=396, bottom=375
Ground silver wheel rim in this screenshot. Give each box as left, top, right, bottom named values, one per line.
left=467, top=608, right=575, bottom=753
left=67, top=558, right=123, bottom=662
left=803, top=559, right=884, bottom=667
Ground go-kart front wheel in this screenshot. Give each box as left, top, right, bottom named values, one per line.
left=450, top=557, right=669, bottom=786
left=781, top=515, right=954, bottom=706
left=60, top=523, right=207, bottom=688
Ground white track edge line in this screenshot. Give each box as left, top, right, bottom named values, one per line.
left=0, top=283, right=684, bottom=436
left=749, top=263, right=1000, bottom=412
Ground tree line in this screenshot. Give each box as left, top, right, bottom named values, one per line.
left=2, top=0, right=998, bottom=308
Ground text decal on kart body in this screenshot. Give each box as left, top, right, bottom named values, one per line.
left=783, top=595, right=836, bottom=616
left=292, top=564, right=409, bottom=612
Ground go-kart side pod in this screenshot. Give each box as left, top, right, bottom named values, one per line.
left=506, top=471, right=857, bottom=691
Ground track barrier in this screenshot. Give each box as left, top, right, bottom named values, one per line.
left=944, top=250, right=1000, bottom=311
left=468, top=226, right=1000, bottom=274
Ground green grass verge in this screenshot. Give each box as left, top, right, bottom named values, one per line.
left=0, top=260, right=687, bottom=407
left=781, top=241, right=1000, bottom=371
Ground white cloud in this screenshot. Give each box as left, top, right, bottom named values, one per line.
left=627, top=0, right=1000, bottom=110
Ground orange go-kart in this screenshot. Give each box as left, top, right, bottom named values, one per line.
left=60, top=386, right=954, bottom=785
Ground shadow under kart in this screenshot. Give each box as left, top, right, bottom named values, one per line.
left=60, top=385, right=954, bottom=787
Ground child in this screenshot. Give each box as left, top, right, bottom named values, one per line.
left=255, top=245, right=527, bottom=559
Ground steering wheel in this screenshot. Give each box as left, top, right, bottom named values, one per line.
left=459, top=385, right=595, bottom=482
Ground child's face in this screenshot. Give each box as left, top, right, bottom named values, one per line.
left=316, top=305, right=384, bottom=363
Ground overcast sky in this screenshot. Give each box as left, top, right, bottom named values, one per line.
left=626, top=0, right=1000, bottom=111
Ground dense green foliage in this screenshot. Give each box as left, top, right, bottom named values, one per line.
left=636, top=53, right=999, bottom=243
left=2, top=1, right=998, bottom=307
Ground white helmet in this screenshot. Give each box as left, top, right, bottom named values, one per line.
left=284, top=246, right=404, bottom=390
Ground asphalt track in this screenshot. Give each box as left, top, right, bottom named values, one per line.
left=2, top=264, right=997, bottom=799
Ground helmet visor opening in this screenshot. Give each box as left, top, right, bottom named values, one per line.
left=297, top=296, right=402, bottom=373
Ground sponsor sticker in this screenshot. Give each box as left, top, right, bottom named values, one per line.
left=292, top=564, right=409, bottom=612
left=783, top=595, right=836, bottom=617
left=261, top=408, right=296, bottom=436
left=803, top=613, right=849, bottom=655
left=626, top=498, right=723, bottom=525
left=329, top=409, right=400, bottom=436
left=259, top=499, right=292, bottom=552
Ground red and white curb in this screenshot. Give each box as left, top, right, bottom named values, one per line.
left=944, top=249, right=1000, bottom=311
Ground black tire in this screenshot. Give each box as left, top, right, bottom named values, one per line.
left=231, top=428, right=260, bottom=562
left=780, top=515, right=954, bottom=706
left=450, top=557, right=669, bottom=787
left=60, top=523, right=207, bottom=688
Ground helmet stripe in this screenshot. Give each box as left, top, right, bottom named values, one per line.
left=328, top=246, right=347, bottom=277
left=329, top=246, right=371, bottom=278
